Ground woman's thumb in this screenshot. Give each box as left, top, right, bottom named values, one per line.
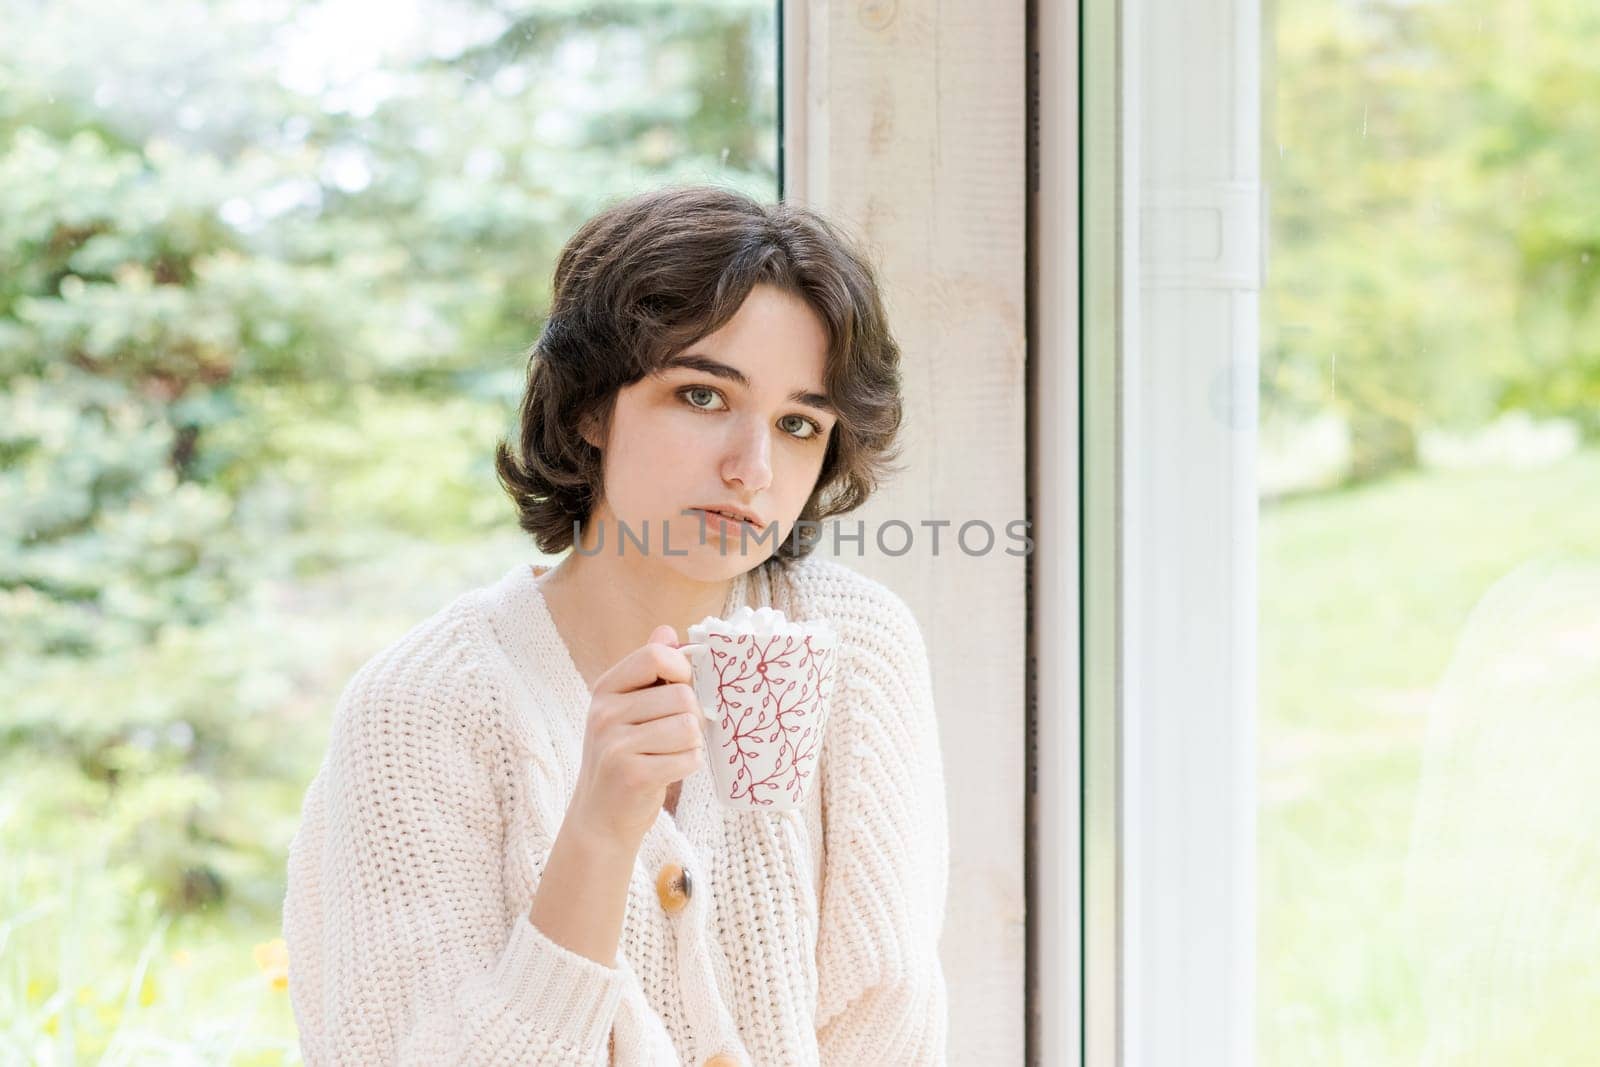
left=648, top=624, right=680, bottom=647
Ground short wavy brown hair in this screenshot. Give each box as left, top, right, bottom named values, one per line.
left=493, top=184, right=904, bottom=565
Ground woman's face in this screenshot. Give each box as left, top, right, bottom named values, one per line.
left=585, top=282, right=837, bottom=580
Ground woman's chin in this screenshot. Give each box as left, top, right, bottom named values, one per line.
left=665, top=540, right=770, bottom=581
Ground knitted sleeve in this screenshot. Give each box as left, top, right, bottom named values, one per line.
left=814, top=579, right=951, bottom=1065
left=282, top=630, right=632, bottom=1066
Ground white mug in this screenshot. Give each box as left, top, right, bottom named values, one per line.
left=676, top=624, right=837, bottom=811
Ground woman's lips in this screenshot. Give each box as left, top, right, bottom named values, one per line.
left=693, top=508, right=758, bottom=535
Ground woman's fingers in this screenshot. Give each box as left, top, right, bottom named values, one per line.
left=628, top=711, right=707, bottom=757
left=569, top=627, right=706, bottom=846
left=593, top=632, right=692, bottom=696
left=597, top=680, right=701, bottom=727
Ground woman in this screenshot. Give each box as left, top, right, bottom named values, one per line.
left=282, top=184, right=950, bottom=1065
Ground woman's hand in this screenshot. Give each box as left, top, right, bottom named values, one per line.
left=564, top=625, right=706, bottom=852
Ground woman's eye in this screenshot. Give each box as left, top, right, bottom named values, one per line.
left=680, top=386, right=724, bottom=410
left=779, top=414, right=821, bottom=440
left=680, top=386, right=822, bottom=440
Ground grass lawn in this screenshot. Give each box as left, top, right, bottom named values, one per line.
left=1259, top=446, right=1600, bottom=1065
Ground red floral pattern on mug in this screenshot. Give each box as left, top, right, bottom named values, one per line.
left=698, top=629, right=835, bottom=808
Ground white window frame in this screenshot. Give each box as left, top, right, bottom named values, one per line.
left=1071, top=0, right=1264, bottom=1064
left=785, top=0, right=1258, bottom=1061
left=1032, top=1, right=1085, bottom=1065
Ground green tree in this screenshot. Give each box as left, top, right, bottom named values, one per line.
left=0, top=0, right=777, bottom=917
left=1264, top=0, right=1600, bottom=481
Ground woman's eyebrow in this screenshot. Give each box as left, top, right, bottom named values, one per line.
left=661, top=353, right=834, bottom=414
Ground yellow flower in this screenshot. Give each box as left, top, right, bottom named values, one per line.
left=252, top=938, right=288, bottom=971
left=139, top=973, right=159, bottom=1007
left=171, top=948, right=193, bottom=968
left=43, top=1013, right=59, bottom=1036
left=25, top=977, right=48, bottom=1005
left=75, top=984, right=95, bottom=1005
left=253, top=938, right=290, bottom=992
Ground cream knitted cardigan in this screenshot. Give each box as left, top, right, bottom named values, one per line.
left=282, top=553, right=950, bottom=1065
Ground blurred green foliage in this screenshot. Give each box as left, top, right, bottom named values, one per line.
left=1, top=0, right=774, bottom=1058
left=1264, top=0, right=1600, bottom=479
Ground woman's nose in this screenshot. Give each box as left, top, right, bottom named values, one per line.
left=722, top=419, right=772, bottom=492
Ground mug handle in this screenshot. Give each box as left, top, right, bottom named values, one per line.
left=673, top=643, right=719, bottom=720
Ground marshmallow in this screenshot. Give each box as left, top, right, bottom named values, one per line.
left=688, top=604, right=837, bottom=644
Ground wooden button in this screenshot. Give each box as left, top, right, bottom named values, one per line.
left=655, top=862, right=692, bottom=913
left=702, top=1055, right=740, bottom=1067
